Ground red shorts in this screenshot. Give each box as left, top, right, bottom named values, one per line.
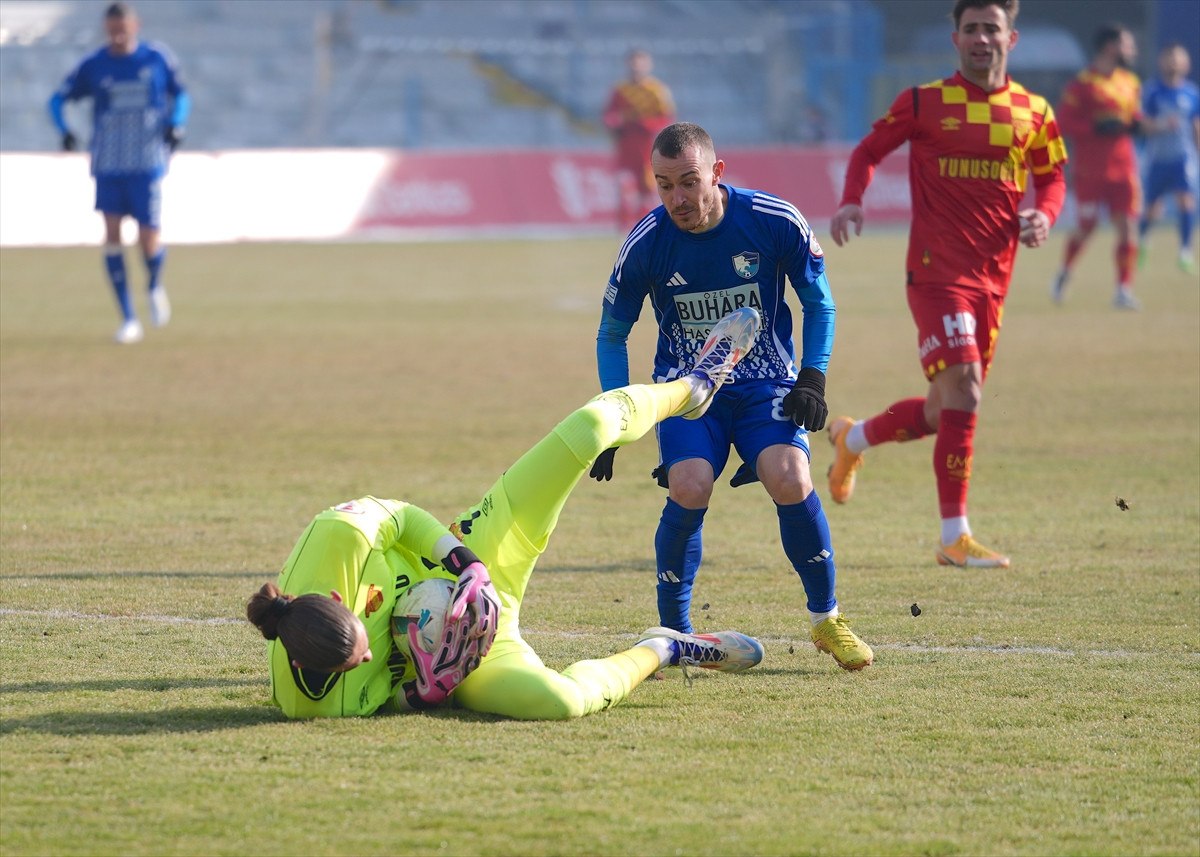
left=1073, top=175, right=1141, bottom=219
left=907, top=284, right=1004, bottom=381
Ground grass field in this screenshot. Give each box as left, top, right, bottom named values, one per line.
left=1, top=228, right=1197, bottom=857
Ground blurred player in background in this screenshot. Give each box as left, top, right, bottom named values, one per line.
left=247, top=323, right=763, bottom=720
left=1137, top=43, right=1200, bottom=274
left=1051, top=23, right=1143, bottom=309
left=47, top=2, right=190, bottom=344
left=603, top=49, right=675, bottom=231
left=828, top=0, right=1066, bottom=569
left=592, top=121, right=874, bottom=671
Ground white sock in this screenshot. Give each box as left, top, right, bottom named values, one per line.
left=635, top=637, right=675, bottom=669
left=941, top=516, right=971, bottom=545
left=809, top=607, right=838, bottom=626
left=845, top=422, right=869, bottom=454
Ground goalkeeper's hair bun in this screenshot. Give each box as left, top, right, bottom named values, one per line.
left=245, top=581, right=360, bottom=670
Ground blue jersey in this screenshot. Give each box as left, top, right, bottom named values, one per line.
left=1142, top=78, right=1200, bottom=167
left=604, top=185, right=834, bottom=385
left=53, top=41, right=186, bottom=178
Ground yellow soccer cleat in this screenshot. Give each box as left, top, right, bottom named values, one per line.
left=825, top=416, right=864, bottom=504
left=810, top=615, right=873, bottom=671
left=936, top=534, right=1011, bottom=569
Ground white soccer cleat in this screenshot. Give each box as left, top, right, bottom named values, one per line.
left=1112, top=287, right=1141, bottom=311
left=149, top=287, right=171, bottom=327
left=114, top=319, right=144, bottom=344
left=679, top=307, right=762, bottom=420
left=638, top=626, right=764, bottom=673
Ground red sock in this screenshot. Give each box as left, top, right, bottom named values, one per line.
left=934, top=408, right=976, bottom=519
left=1116, top=240, right=1136, bottom=286
left=863, top=397, right=934, bottom=446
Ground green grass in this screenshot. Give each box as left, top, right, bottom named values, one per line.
left=1, top=230, right=1197, bottom=856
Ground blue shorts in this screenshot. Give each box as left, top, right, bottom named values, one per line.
left=656, top=379, right=810, bottom=479
left=1144, top=159, right=1199, bottom=206
left=95, top=174, right=162, bottom=228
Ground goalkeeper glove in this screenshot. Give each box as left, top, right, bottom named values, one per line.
left=590, top=447, right=617, bottom=481
left=781, top=367, right=828, bottom=431
left=403, top=549, right=500, bottom=708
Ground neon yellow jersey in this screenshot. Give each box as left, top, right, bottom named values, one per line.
left=269, top=496, right=455, bottom=719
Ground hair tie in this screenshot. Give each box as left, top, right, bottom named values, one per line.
left=270, top=595, right=291, bottom=616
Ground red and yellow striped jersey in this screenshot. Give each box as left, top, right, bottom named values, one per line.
left=1056, top=67, right=1141, bottom=183
left=842, top=72, right=1067, bottom=295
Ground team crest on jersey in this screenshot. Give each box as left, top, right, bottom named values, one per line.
left=364, top=584, right=384, bottom=617
left=732, top=252, right=760, bottom=279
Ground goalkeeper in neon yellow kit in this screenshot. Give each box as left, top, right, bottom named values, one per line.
left=246, top=308, right=765, bottom=721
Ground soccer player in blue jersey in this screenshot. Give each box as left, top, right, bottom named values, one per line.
left=1138, top=43, right=1200, bottom=273
left=48, top=2, right=190, bottom=344
left=592, top=122, right=873, bottom=671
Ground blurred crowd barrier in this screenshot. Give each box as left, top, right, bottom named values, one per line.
left=0, top=146, right=914, bottom=247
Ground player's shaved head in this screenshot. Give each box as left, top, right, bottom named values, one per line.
left=652, top=122, right=715, bottom=162
left=952, top=0, right=1018, bottom=29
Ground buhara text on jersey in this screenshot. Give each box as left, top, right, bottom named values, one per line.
left=674, top=285, right=762, bottom=340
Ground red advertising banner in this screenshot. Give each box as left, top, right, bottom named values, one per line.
left=353, top=146, right=913, bottom=236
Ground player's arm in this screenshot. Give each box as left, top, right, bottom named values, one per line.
left=589, top=306, right=635, bottom=481
left=1019, top=103, right=1069, bottom=248
left=161, top=47, right=191, bottom=151
left=831, top=88, right=915, bottom=245
left=781, top=233, right=834, bottom=431
left=47, top=61, right=87, bottom=151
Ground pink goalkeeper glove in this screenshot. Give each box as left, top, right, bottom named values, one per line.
left=403, top=556, right=500, bottom=708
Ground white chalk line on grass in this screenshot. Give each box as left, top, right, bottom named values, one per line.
left=2, top=607, right=1191, bottom=660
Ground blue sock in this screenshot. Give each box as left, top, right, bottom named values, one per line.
left=654, top=498, right=706, bottom=633
left=1180, top=209, right=1195, bottom=252
left=144, top=248, right=166, bottom=293
left=104, top=248, right=134, bottom=322
left=777, top=491, right=837, bottom=614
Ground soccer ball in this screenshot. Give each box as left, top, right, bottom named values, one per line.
left=391, top=578, right=454, bottom=655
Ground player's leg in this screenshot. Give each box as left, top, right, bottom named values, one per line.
left=927, top=290, right=1009, bottom=568
left=96, top=179, right=140, bottom=343
left=735, top=385, right=871, bottom=670
left=1174, top=179, right=1196, bottom=271
left=134, top=176, right=170, bottom=327
left=1139, top=163, right=1170, bottom=266
left=1111, top=178, right=1142, bottom=309
left=826, top=287, right=948, bottom=504
left=456, top=635, right=662, bottom=720
left=456, top=625, right=760, bottom=720
left=1052, top=193, right=1100, bottom=303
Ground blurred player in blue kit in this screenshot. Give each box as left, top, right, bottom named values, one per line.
left=48, top=2, right=190, bottom=344
left=592, top=122, right=873, bottom=671
left=1138, top=43, right=1200, bottom=273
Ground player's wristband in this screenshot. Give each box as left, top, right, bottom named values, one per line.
left=442, top=545, right=482, bottom=576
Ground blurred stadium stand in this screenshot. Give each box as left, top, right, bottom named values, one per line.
left=0, top=0, right=1179, bottom=153
left=0, top=0, right=879, bottom=150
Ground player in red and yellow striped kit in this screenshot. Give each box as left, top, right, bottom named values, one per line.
left=1052, top=23, right=1144, bottom=309
left=603, top=49, right=675, bottom=229
left=827, top=0, right=1066, bottom=569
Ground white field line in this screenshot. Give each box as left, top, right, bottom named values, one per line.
left=0, top=607, right=1189, bottom=659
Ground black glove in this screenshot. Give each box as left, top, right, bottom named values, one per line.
left=590, top=447, right=617, bottom=481
left=61, top=131, right=78, bottom=151
left=781, top=367, right=828, bottom=431
left=1093, top=118, right=1132, bottom=137
left=164, top=125, right=184, bottom=152
left=729, top=460, right=759, bottom=488
left=650, top=464, right=669, bottom=489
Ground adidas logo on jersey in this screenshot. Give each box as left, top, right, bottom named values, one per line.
left=667, top=272, right=688, bottom=288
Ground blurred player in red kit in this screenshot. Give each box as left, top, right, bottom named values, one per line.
left=1051, top=23, right=1144, bottom=310
left=828, top=0, right=1067, bottom=569
left=603, top=49, right=675, bottom=230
